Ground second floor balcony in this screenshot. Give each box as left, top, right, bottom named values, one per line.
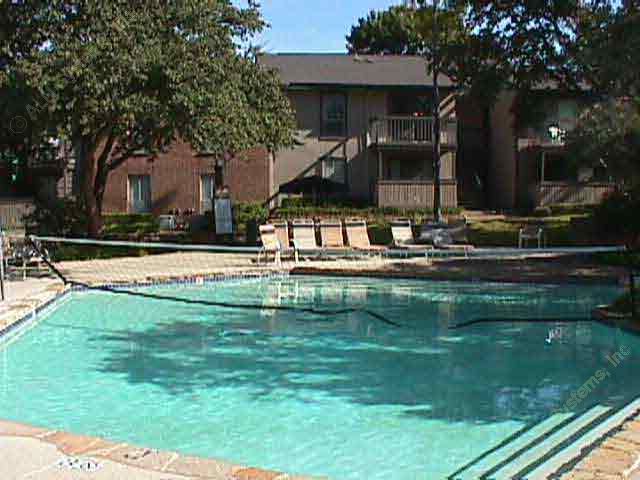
left=369, top=116, right=457, bottom=150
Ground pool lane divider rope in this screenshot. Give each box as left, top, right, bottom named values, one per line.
left=26, top=236, right=402, bottom=328
left=449, top=317, right=595, bottom=330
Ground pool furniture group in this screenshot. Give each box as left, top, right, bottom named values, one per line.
left=257, top=218, right=474, bottom=265
left=0, top=233, right=50, bottom=282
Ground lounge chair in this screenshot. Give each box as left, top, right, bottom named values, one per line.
left=389, top=219, right=433, bottom=258
left=291, top=219, right=321, bottom=261
left=344, top=219, right=387, bottom=256
left=420, top=218, right=474, bottom=257
left=391, top=219, right=433, bottom=249
left=257, top=225, right=281, bottom=265
left=271, top=220, right=296, bottom=258
left=4, top=236, right=51, bottom=280
left=319, top=220, right=350, bottom=251
left=519, top=225, right=545, bottom=248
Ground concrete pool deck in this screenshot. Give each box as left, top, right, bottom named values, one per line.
left=0, top=420, right=308, bottom=479
left=0, top=252, right=638, bottom=479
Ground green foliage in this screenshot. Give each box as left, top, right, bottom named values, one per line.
left=573, top=3, right=639, bottom=98
left=102, top=214, right=159, bottom=236
left=50, top=245, right=150, bottom=262
left=464, top=1, right=586, bottom=92
left=533, top=204, right=596, bottom=217
left=346, top=1, right=475, bottom=87
left=346, top=6, right=422, bottom=55
left=609, top=293, right=634, bottom=315
left=532, top=206, right=553, bottom=218
left=547, top=204, right=596, bottom=216
left=25, top=198, right=88, bottom=236
left=234, top=202, right=269, bottom=225
left=4, top=1, right=295, bottom=236
left=566, top=98, right=640, bottom=186
left=559, top=5, right=638, bottom=190
left=595, top=252, right=640, bottom=268
left=279, top=197, right=315, bottom=209
left=273, top=205, right=461, bottom=223
left=592, top=189, right=640, bottom=243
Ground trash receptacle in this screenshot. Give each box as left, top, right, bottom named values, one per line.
left=246, top=219, right=258, bottom=246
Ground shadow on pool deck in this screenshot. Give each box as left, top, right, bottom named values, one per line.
left=293, top=255, right=627, bottom=285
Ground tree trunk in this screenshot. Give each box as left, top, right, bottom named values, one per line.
left=80, top=142, right=102, bottom=238
left=79, top=139, right=113, bottom=238
left=431, top=0, right=444, bottom=223
left=432, top=68, right=443, bottom=223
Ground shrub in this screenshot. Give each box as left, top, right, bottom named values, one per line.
left=280, top=197, right=314, bottom=209
left=25, top=198, right=88, bottom=236
left=103, top=214, right=159, bottom=235
left=592, top=189, right=640, bottom=245
left=549, top=204, right=596, bottom=216
left=533, top=206, right=552, bottom=218
left=234, top=202, right=269, bottom=225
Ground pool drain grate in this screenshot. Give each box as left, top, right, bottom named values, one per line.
left=57, top=456, right=101, bottom=473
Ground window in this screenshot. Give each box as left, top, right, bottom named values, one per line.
left=592, top=164, right=609, bottom=182
left=557, top=100, right=578, bottom=132
left=200, top=168, right=224, bottom=213
left=322, top=157, right=347, bottom=184
left=129, top=175, right=152, bottom=213
left=200, top=174, right=215, bottom=213
left=541, top=153, right=573, bottom=182
left=536, top=99, right=579, bottom=142
left=321, top=94, right=347, bottom=137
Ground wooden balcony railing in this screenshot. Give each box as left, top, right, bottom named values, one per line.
left=370, top=116, right=457, bottom=148
left=377, top=179, right=458, bottom=208
left=0, top=197, right=35, bottom=230
left=27, top=140, right=73, bottom=172
left=27, top=156, right=66, bottom=171
left=533, top=182, right=617, bottom=206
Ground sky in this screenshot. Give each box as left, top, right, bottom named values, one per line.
left=239, top=0, right=400, bottom=53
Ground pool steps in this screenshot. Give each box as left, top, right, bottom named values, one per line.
left=525, top=398, right=640, bottom=480
left=490, top=404, right=612, bottom=479
left=451, top=400, right=640, bottom=479
left=454, top=412, right=574, bottom=479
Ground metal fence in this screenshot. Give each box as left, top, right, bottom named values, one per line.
left=0, top=198, right=34, bottom=231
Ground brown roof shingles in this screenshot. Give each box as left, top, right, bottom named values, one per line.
left=259, top=53, right=455, bottom=88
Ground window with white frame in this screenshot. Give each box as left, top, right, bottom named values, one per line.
left=200, top=174, right=216, bottom=213
left=128, top=175, right=152, bottom=213
left=321, top=94, right=347, bottom=138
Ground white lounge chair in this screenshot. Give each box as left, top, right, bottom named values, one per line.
left=519, top=225, right=545, bottom=248
left=257, top=225, right=281, bottom=265
left=344, top=219, right=387, bottom=256
left=319, top=220, right=350, bottom=251
left=291, top=219, right=321, bottom=261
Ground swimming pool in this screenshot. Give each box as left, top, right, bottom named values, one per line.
left=0, top=276, right=635, bottom=479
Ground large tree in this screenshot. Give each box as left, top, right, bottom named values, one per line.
left=348, top=1, right=471, bottom=222
left=1, top=1, right=53, bottom=188
left=346, top=6, right=422, bottom=55
left=6, top=1, right=295, bottom=236
left=347, top=0, right=596, bottom=219
left=566, top=2, right=640, bottom=185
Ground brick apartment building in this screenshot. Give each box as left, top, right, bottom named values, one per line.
left=15, top=54, right=617, bottom=218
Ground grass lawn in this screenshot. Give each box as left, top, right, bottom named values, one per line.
left=103, top=214, right=159, bottom=236
left=96, top=206, right=609, bottom=250
left=467, top=215, right=587, bottom=247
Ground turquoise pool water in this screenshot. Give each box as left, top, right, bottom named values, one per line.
left=0, top=276, right=636, bottom=479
